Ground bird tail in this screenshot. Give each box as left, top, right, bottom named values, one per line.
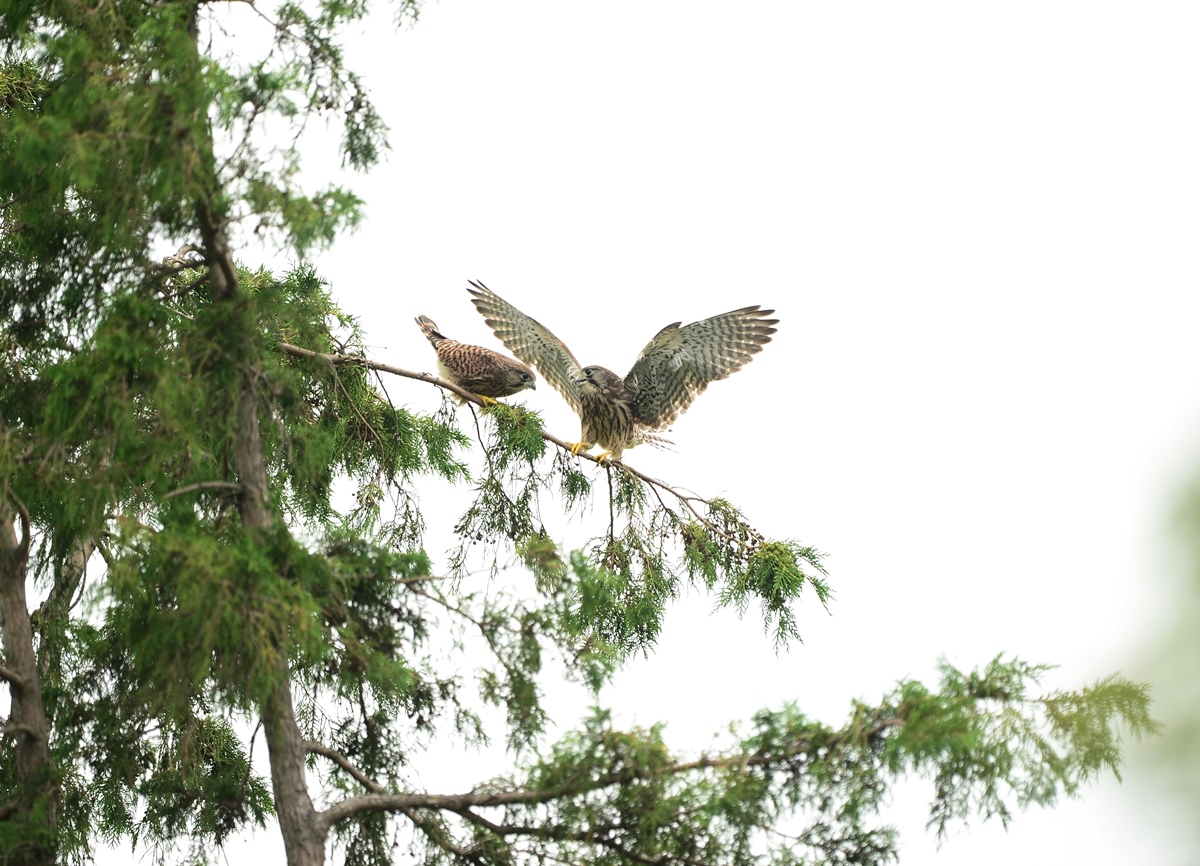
left=637, top=430, right=675, bottom=451
left=414, top=315, right=446, bottom=345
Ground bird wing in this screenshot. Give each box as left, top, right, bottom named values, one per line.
left=624, top=306, right=778, bottom=430
left=467, top=280, right=582, bottom=414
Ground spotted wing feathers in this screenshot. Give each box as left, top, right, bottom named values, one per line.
left=466, top=280, right=583, bottom=414
left=624, top=306, right=778, bottom=430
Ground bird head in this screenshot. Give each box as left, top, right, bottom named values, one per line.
left=574, top=366, right=621, bottom=393
left=505, top=362, right=537, bottom=393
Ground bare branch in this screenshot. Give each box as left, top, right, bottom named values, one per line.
left=392, top=574, right=449, bottom=586
left=306, top=741, right=385, bottom=794
left=163, top=480, right=244, bottom=500
left=401, top=805, right=488, bottom=864
left=277, top=340, right=487, bottom=408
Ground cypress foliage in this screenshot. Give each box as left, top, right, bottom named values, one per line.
left=0, top=3, right=1157, bottom=865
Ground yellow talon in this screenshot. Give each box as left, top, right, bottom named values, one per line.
left=595, top=451, right=614, bottom=464
left=476, top=395, right=499, bottom=407
left=569, top=442, right=588, bottom=457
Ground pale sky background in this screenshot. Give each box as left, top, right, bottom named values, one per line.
left=116, top=1, right=1200, bottom=863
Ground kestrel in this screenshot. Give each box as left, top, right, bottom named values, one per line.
left=415, top=315, right=536, bottom=405
left=466, top=281, right=778, bottom=462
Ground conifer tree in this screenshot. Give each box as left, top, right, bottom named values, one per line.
left=0, top=3, right=1157, bottom=866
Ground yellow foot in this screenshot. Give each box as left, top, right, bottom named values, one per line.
left=476, top=395, right=499, bottom=406
left=569, top=442, right=590, bottom=457
left=594, top=451, right=615, bottom=464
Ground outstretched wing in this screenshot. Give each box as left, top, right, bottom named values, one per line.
left=624, top=306, right=778, bottom=430
left=466, top=280, right=583, bottom=414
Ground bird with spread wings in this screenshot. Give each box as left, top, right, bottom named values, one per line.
left=467, top=280, right=778, bottom=462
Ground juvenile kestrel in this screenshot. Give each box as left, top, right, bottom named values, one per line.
left=466, top=281, right=778, bottom=462
left=415, top=315, right=536, bottom=405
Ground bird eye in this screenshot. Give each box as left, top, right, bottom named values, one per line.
left=522, top=373, right=531, bottom=381
left=583, top=367, right=593, bottom=376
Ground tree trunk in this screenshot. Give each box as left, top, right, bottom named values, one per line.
left=0, top=496, right=57, bottom=866
left=263, top=677, right=327, bottom=865
left=199, top=199, right=326, bottom=865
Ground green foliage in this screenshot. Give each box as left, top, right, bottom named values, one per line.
left=411, top=658, right=1155, bottom=866
left=0, top=1, right=1156, bottom=864
left=0, top=248, right=482, bottom=860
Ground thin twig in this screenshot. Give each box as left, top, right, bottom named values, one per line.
left=401, top=805, right=488, bottom=864
left=606, top=466, right=615, bottom=546
left=392, top=574, right=450, bottom=586
left=163, top=480, right=244, bottom=500
left=467, top=402, right=496, bottom=480
left=244, top=719, right=263, bottom=801
left=332, top=366, right=385, bottom=447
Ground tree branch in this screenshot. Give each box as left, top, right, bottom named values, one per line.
left=454, top=809, right=674, bottom=866
left=2, top=723, right=40, bottom=741
left=159, top=242, right=205, bottom=273
left=400, top=805, right=488, bottom=864
left=277, top=340, right=487, bottom=408
left=0, top=666, right=26, bottom=692
left=163, top=480, right=244, bottom=500
left=274, top=340, right=768, bottom=554
left=305, top=741, right=384, bottom=794
left=316, top=713, right=908, bottom=833
left=9, top=492, right=30, bottom=569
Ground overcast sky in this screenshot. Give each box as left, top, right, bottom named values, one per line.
left=120, top=1, right=1200, bottom=863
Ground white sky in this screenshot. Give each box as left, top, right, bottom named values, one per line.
left=118, top=1, right=1200, bottom=863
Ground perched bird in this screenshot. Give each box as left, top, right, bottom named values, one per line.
left=467, top=280, right=778, bottom=462
left=414, top=314, right=536, bottom=405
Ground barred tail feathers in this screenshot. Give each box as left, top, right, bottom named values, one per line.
left=637, top=430, right=674, bottom=452
left=414, top=315, right=446, bottom=345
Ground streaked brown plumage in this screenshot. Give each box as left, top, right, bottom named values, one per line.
left=466, top=281, right=778, bottom=461
left=415, top=315, right=536, bottom=405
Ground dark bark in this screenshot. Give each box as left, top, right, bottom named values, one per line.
left=263, top=677, right=326, bottom=865
left=0, top=493, right=57, bottom=866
